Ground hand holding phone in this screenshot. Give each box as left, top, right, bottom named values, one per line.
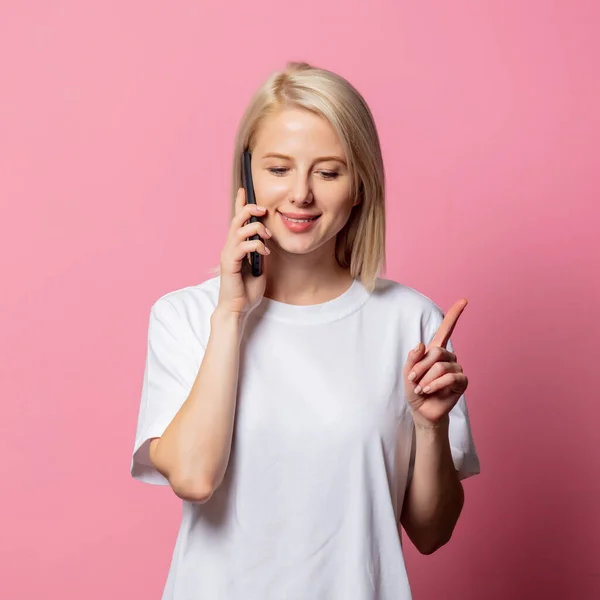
left=216, top=182, right=270, bottom=315
left=242, top=150, right=263, bottom=277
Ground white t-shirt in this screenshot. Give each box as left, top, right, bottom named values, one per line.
left=131, top=276, right=480, bottom=600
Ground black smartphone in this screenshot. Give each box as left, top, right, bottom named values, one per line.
left=241, top=150, right=263, bottom=277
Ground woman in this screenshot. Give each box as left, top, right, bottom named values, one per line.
left=131, top=61, right=480, bottom=600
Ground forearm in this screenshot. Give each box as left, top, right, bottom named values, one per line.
left=150, top=307, right=244, bottom=501
left=400, top=416, right=464, bottom=554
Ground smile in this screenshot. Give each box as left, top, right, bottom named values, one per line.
left=281, top=215, right=319, bottom=223
left=278, top=212, right=321, bottom=232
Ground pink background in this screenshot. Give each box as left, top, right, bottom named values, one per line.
left=1, top=1, right=598, bottom=598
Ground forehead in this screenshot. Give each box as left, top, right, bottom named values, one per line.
left=253, top=108, right=345, bottom=156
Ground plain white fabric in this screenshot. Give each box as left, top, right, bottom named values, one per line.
left=131, top=276, right=480, bottom=600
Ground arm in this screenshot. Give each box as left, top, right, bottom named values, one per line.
left=400, top=416, right=464, bottom=554
left=147, top=189, right=271, bottom=503
left=148, top=307, right=244, bottom=503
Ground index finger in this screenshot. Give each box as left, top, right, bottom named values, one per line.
left=428, top=298, right=468, bottom=350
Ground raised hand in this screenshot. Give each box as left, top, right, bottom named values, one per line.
left=217, top=188, right=271, bottom=317
left=403, top=299, right=469, bottom=428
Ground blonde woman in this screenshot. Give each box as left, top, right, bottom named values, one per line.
left=131, top=61, right=480, bottom=600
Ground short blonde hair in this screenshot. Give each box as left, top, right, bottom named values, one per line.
left=231, top=62, right=386, bottom=291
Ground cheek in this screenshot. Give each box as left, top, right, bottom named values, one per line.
left=254, top=173, right=287, bottom=205
left=328, top=201, right=356, bottom=236
left=319, top=185, right=353, bottom=222
left=330, top=206, right=354, bottom=234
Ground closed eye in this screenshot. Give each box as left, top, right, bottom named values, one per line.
left=267, top=167, right=288, bottom=176
left=319, top=171, right=339, bottom=180
left=267, top=167, right=340, bottom=180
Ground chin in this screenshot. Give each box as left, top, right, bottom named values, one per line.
left=276, top=241, right=317, bottom=256
left=274, top=235, right=332, bottom=257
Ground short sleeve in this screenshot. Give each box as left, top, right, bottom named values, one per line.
left=130, top=297, right=204, bottom=485
left=424, top=306, right=481, bottom=481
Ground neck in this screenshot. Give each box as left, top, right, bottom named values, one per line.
left=264, top=244, right=353, bottom=306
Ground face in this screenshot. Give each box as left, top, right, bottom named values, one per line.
left=250, top=108, right=358, bottom=258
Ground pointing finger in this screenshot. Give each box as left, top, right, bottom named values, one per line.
left=428, top=298, right=468, bottom=350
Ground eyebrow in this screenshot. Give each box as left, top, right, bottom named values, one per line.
left=261, top=152, right=346, bottom=165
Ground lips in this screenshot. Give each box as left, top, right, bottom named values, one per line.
left=279, top=212, right=321, bottom=223
left=278, top=211, right=321, bottom=233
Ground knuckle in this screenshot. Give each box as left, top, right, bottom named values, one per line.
left=230, top=221, right=243, bottom=237
left=238, top=226, right=253, bottom=240
left=433, top=363, right=446, bottom=377
left=244, top=221, right=260, bottom=235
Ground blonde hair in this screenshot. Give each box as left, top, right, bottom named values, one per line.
left=231, top=61, right=386, bottom=291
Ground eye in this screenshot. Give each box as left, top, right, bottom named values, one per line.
left=318, top=170, right=339, bottom=180
left=268, top=167, right=288, bottom=176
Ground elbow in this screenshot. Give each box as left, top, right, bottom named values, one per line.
left=150, top=440, right=220, bottom=503
left=419, top=492, right=464, bottom=555
left=416, top=516, right=460, bottom=554
left=417, top=532, right=452, bottom=555
left=169, top=474, right=219, bottom=503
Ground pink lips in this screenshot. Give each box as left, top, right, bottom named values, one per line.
left=278, top=211, right=321, bottom=233
left=279, top=212, right=321, bottom=220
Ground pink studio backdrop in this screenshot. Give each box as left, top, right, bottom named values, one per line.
left=1, top=1, right=598, bottom=598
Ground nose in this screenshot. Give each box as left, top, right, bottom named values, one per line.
left=289, top=172, right=314, bottom=206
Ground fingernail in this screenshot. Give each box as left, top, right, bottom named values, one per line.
left=265, top=227, right=272, bottom=237
left=408, top=371, right=417, bottom=382
left=414, top=385, right=422, bottom=394
left=265, top=247, right=271, bottom=254
left=422, top=386, right=431, bottom=393
left=413, top=343, right=422, bottom=353
left=257, top=206, right=267, bottom=212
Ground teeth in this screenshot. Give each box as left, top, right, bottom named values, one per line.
left=283, top=215, right=316, bottom=223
